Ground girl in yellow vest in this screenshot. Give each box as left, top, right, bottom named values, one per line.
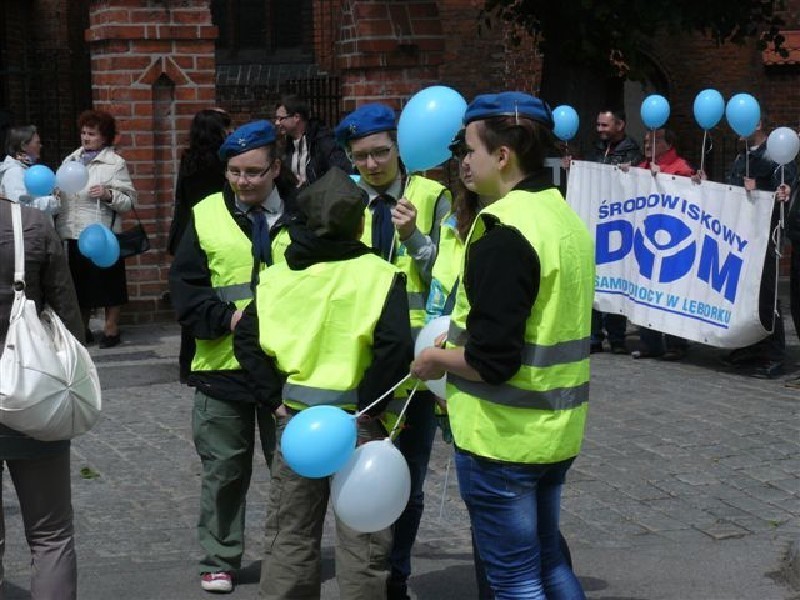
left=412, top=92, right=593, bottom=599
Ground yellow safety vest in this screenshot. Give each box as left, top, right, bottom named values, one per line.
left=191, top=193, right=279, bottom=372
left=361, top=175, right=447, bottom=333
left=256, top=254, right=401, bottom=415
left=446, top=188, right=594, bottom=464
left=425, top=213, right=463, bottom=323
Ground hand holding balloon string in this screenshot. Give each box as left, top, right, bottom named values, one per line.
left=391, top=198, right=417, bottom=240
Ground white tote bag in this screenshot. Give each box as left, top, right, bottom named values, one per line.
left=0, top=202, right=102, bottom=441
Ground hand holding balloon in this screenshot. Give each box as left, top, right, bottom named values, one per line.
left=391, top=198, right=417, bottom=240
left=411, top=347, right=446, bottom=382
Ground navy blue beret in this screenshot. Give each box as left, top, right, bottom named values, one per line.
left=464, top=92, right=554, bottom=129
left=335, top=103, right=396, bottom=146
left=218, top=120, right=276, bottom=161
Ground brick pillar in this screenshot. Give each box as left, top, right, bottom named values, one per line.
left=336, top=0, right=446, bottom=113
left=86, top=0, right=217, bottom=323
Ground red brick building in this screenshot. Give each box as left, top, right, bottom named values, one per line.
left=1, top=0, right=799, bottom=321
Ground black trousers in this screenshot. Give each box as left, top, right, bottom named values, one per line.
left=744, top=240, right=785, bottom=363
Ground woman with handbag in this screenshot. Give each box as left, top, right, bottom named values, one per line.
left=0, top=194, right=84, bottom=599
left=56, top=110, right=137, bottom=348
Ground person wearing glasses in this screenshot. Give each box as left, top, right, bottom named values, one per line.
left=274, top=94, right=350, bottom=187
left=169, top=120, right=299, bottom=594
left=334, top=103, right=450, bottom=600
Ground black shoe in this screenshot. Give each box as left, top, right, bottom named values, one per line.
left=387, top=579, right=411, bottom=600
left=610, top=342, right=629, bottom=355
left=99, top=333, right=121, bottom=349
left=631, top=349, right=664, bottom=360
left=721, top=347, right=759, bottom=367
left=661, top=348, right=687, bottom=361
left=590, top=342, right=604, bottom=354
left=745, top=361, right=784, bottom=380
left=784, top=375, right=800, bottom=389
left=84, top=329, right=95, bottom=345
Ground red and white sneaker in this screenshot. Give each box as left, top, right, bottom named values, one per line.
left=201, top=572, right=233, bottom=593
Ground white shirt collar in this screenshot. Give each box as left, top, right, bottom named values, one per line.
left=235, top=186, right=284, bottom=215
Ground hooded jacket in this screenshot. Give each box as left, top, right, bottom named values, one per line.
left=282, top=119, right=352, bottom=186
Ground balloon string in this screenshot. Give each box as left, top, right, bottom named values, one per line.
left=746, top=144, right=750, bottom=180
left=651, top=128, right=656, bottom=167
left=355, top=373, right=411, bottom=418
left=388, top=382, right=419, bottom=440
left=700, top=130, right=707, bottom=174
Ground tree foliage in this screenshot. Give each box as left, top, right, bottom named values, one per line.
left=482, top=0, right=787, bottom=79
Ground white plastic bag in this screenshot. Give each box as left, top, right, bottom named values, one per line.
left=0, top=202, right=101, bottom=440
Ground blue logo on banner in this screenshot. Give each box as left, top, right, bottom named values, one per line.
left=596, top=213, right=743, bottom=303
left=633, top=215, right=696, bottom=283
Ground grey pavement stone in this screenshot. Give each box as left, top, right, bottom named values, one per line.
left=0, top=321, right=797, bottom=599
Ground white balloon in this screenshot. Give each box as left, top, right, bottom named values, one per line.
left=331, top=439, right=411, bottom=533
left=766, top=126, right=800, bottom=166
left=414, top=315, right=449, bottom=398
left=55, top=162, right=89, bottom=195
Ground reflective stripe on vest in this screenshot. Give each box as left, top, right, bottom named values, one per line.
left=448, top=375, right=589, bottom=410
left=448, top=321, right=590, bottom=369
left=257, top=254, right=401, bottom=415
left=446, top=188, right=595, bottom=464
left=283, top=382, right=357, bottom=407
left=361, top=175, right=447, bottom=330
left=215, top=282, right=253, bottom=303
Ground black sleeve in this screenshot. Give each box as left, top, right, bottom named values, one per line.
left=233, top=301, right=284, bottom=410
left=463, top=224, right=540, bottom=384
left=357, top=274, right=413, bottom=415
left=168, top=215, right=236, bottom=339
left=317, top=131, right=353, bottom=174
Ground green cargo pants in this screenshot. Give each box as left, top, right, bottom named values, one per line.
left=259, top=414, right=391, bottom=599
left=192, top=390, right=276, bottom=574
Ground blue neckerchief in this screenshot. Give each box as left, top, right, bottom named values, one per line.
left=371, top=194, right=395, bottom=261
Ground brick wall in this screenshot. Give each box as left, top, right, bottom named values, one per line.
left=86, top=0, right=218, bottom=323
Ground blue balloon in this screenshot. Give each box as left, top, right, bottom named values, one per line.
left=93, top=225, right=120, bottom=268
left=23, top=165, right=56, bottom=197
left=552, top=105, right=579, bottom=141
left=281, top=405, right=357, bottom=478
left=78, top=224, right=107, bottom=260
left=398, top=86, right=467, bottom=172
left=640, top=95, right=670, bottom=129
left=693, top=89, right=725, bottom=130
left=725, top=94, right=761, bottom=138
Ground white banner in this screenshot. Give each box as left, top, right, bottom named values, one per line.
left=566, top=161, right=775, bottom=348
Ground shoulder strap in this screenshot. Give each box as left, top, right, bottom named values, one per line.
left=11, top=202, right=25, bottom=285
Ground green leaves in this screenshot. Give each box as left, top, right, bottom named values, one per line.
left=482, top=0, right=786, bottom=80
left=80, top=466, right=101, bottom=480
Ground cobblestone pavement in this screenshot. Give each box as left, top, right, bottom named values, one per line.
left=0, top=321, right=798, bottom=599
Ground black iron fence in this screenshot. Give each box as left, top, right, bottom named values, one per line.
left=0, top=50, right=92, bottom=169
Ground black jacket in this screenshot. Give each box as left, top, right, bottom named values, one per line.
left=587, top=136, right=643, bottom=166
left=167, top=154, right=226, bottom=256
left=234, top=225, right=412, bottom=414
left=283, top=119, right=352, bottom=185
left=169, top=182, right=301, bottom=403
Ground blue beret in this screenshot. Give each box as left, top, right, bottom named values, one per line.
left=218, top=120, right=276, bottom=160
left=464, top=92, right=554, bottom=129
left=335, top=103, right=396, bottom=146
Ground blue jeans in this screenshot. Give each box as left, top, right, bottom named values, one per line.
left=390, top=390, right=438, bottom=583
left=456, top=451, right=585, bottom=600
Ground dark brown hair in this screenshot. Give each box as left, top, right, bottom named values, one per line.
left=77, top=110, right=117, bottom=146
left=475, top=116, right=556, bottom=175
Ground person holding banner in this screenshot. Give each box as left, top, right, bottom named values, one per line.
left=334, top=103, right=451, bottom=600
left=233, top=167, right=413, bottom=599
left=721, top=118, right=796, bottom=378
left=411, top=91, right=591, bottom=599
left=630, top=129, right=694, bottom=360
left=588, top=109, right=643, bottom=354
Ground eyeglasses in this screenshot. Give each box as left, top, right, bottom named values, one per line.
left=226, top=163, right=273, bottom=182
left=348, top=146, right=394, bottom=165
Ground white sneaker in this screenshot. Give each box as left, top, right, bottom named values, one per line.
left=201, top=572, right=233, bottom=593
